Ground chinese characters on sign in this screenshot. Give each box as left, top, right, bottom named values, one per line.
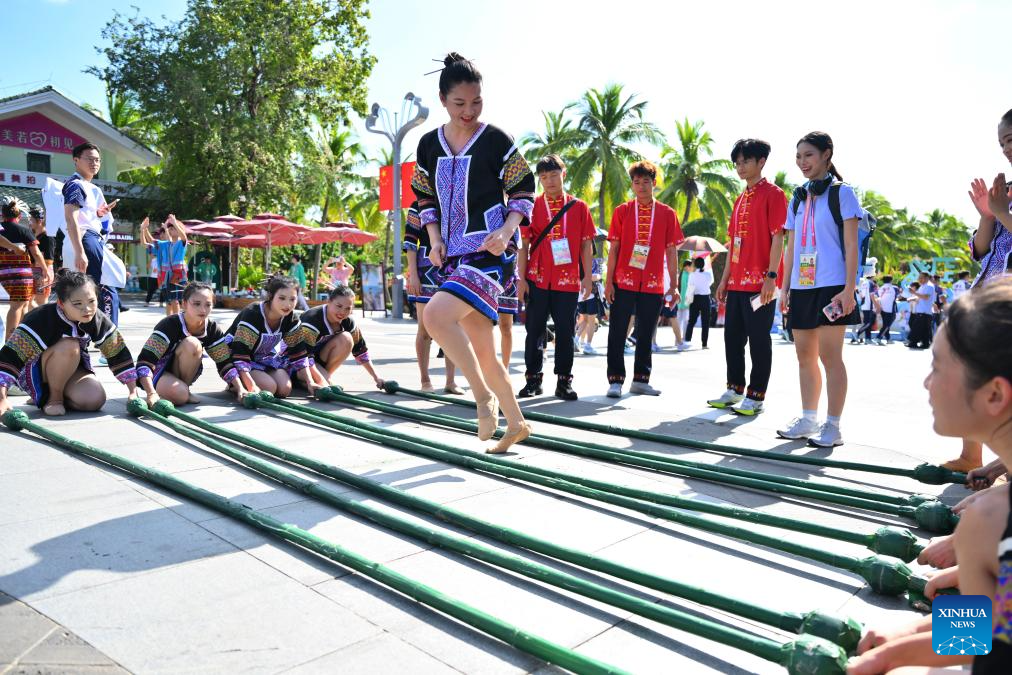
left=0, top=112, right=87, bottom=155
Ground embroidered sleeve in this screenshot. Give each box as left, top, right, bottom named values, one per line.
left=403, top=204, right=422, bottom=251
left=204, top=322, right=238, bottom=383
left=412, top=140, right=439, bottom=227
left=0, top=325, right=46, bottom=388
left=92, top=315, right=137, bottom=383
left=501, top=144, right=535, bottom=222
left=282, top=315, right=311, bottom=371
left=230, top=320, right=261, bottom=371
left=136, top=320, right=177, bottom=380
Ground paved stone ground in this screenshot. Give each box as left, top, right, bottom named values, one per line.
left=0, top=301, right=991, bottom=674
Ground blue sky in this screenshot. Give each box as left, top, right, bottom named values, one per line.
left=8, top=0, right=1012, bottom=227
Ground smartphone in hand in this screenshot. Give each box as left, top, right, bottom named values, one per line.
left=822, top=301, right=844, bottom=322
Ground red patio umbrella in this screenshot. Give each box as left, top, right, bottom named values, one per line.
left=188, top=222, right=234, bottom=236
left=299, top=227, right=377, bottom=246
left=230, top=214, right=312, bottom=269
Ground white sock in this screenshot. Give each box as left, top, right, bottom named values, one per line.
left=802, top=409, right=817, bottom=422
left=826, top=415, right=841, bottom=427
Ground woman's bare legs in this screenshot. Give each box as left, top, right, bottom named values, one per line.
left=155, top=336, right=203, bottom=405
left=943, top=439, right=984, bottom=472
left=498, top=313, right=513, bottom=370
left=817, top=325, right=847, bottom=417
left=39, top=338, right=106, bottom=414
left=792, top=329, right=822, bottom=411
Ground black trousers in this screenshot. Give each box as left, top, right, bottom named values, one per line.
left=524, top=284, right=578, bottom=377
left=607, top=288, right=662, bottom=383
left=685, top=294, right=711, bottom=346
left=857, top=309, right=876, bottom=341
left=723, top=290, right=775, bottom=398
left=908, top=313, right=933, bottom=348
left=877, top=311, right=895, bottom=341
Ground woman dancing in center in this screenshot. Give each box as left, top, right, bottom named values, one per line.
left=412, top=53, right=536, bottom=453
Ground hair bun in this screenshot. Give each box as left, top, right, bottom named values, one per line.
left=443, top=52, right=467, bottom=67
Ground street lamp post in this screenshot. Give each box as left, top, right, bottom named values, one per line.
left=366, top=92, right=428, bottom=319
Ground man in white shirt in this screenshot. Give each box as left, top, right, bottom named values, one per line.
left=950, top=270, right=971, bottom=302
left=682, top=256, right=714, bottom=349
left=874, top=275, right=898, bottom=344
left=906, top=272, right=935, bottom=349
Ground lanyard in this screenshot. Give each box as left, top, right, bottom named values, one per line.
left=543, top=193, right=569, bottom=239
left=800, top=195, right=817, bottom=250
left=633, top=199, right=656, bottom=244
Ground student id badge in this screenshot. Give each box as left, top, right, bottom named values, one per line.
left=629, top=244, right=650, bottom=270
left=731, top=236, right=741, bottom=264
left=798, top=252, right=817, bottom=287
left=550, top=238, right=572, bottom=265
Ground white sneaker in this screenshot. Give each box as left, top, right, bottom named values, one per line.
left=777, top=416, right=819, bottom=440
left=629, top=381, right=661, bottom=396
left=707, top=389, right=744, bottom=409
left=623, top=345, right=635, bottom=355
left=733, top=398, right=764, bottom=416
left=573, top=337, right=582, bottom=353
left=606, top=382, right=623, bottom=398
left=7, top=384, right=28, bottom=397
left=583, top=343, right=599, bottom=356
left=677, top=342, right=691, bottom=351
left=808, top=423, right=844, bottom=447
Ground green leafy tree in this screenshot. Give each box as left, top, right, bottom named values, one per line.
left=566, top=85, right=661, bottom=228
left=658, top=119, right=739, bottom=232
left=520, top=105, right=588, bottom=168
left=91, top=0, right=375, bottom=219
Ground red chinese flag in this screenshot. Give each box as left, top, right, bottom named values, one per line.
left=378, top=162, right=418, bottom=212
left=378, top=165, right=394, bottom=212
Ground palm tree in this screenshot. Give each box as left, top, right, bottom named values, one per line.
left=658, top=119, right=739, bottom=228
left=310, top=125, right=370, bottom=226
left=567, top=85, right=661, bottom=228
left=520, top=105, right=588, bottom=167
left=773, top=171, right=797, bottom=203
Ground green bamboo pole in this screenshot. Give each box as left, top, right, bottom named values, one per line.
left=382, top=382, right=966, bottom=486
left=330, top=388, right=926, bottom=508
left=322, top=388, right=957, bottom=535
left=143, top=397, right=864, bottom=654
left=130, top=400, right=849, bottom=672
left=281, top=392, right=925, bottom=561
left=0, top=408, right=625, bottom=675
left=244, top=393, right=935, bottom=599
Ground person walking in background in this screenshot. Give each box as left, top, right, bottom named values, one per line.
left=682, top=257, right=713, bottom=350
left=931, top=273, right=946, bottom=336
left=516, top=154, right=594, bottom=400
left=874, top=274, right=898, bottom=344
left=776, top=131, right=861, bottom=448
left=950, top=270, right=971, bottom=302
left=851, top=273, right=878, bottom=344
left=906, top=272, right=935, bottom=349
left=575, top=248, right=605, bottom=355
left=288, top=254, right=310, bottom=311
left=708, top=138, right=786, bottom=415
left=604, top=160, right=683, bottom=398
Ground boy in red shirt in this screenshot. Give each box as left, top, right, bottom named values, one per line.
left=605, top=161, right=683, bottom=398
left=517, top=155, right=595, bottom=400
left=708, top=139, right=786, bottom=415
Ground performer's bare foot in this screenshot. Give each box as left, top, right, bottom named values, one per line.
left=420, top=381, right=435, bottom=393
left=444, top=383, right=464, bottom=395
left=487, top=421, right=532, bottom=454
left=187, top=393, right=201, bottom=404
left=43, top=401, right=66, bottom=416
left=941, top=457, right=982, bottom=473
left=476, top=394, right=498, bottom=441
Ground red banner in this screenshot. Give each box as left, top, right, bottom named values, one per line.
left=378, top=162, right=416, bottom=211
left=0, top=112, right=87, bottom=155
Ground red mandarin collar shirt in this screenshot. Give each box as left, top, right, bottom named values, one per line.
left=608, top=199, right=684, bottom=294
left=522, top=194, right=595, bottom=292
left=726, top=178, right=787, bottom=293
